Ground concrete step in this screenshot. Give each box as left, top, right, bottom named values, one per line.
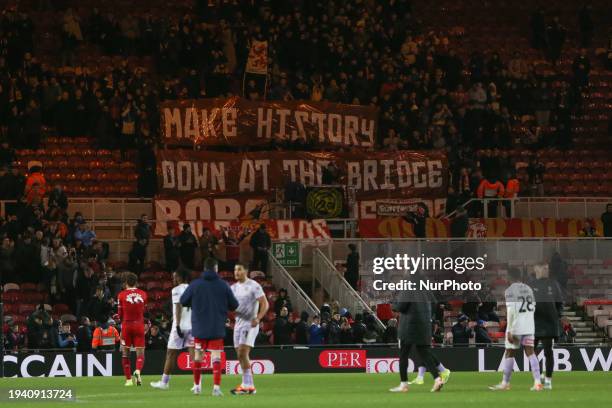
left=572, top=321, right=588, bottom=328
left=573, top=338, right=601, bottom=343
left=561, top=311, right=577, bottom=317
left=565, top=316, right=583, bottom=322
left=574, top=326, right=595, bottom=332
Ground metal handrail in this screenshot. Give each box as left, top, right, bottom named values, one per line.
left=267, top=250, right=319, bottom=317
left=312, top=248, right=385, bottom=331
left=444, top=196, right=612, bottom=219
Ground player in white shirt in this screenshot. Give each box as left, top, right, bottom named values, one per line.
left=490, top=267, right=543, bottom=392
left=230, top=264, right=269, bottom=395
left=150, top=268, right=194, bottom=390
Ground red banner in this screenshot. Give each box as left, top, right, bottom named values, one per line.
left=156, top=149, right=448, bottom=202
left=358, top=218, right=605, bottom=238
left=153, top=197, right=331, bottom=240
left=160, top=97, right=378, bottom=148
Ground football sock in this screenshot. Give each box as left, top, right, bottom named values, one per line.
left=161, top=374, right=170, bottom=385
left=193, top=361, right=202, bottom=386
left=122, top=357, right=132, bottom=380
left=437, top=363, right=446, bottom=372
left=242, top=367, right=253, bottom=387
left=502, top=357, right=514, bottom=384
left=417, top=366, right=426, bottom=378
left=212, top=359, right=221, bottom=386
left=529, top=354, right=542, bottom=384
left=136, top=355, right=145, bottom=371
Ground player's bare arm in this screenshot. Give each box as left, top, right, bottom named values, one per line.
left=253, top=295, right=269, bottom=327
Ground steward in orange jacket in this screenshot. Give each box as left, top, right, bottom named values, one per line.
left=92, top=324, right=120, bottom=350
left=477, top=178, right=505, bottom=198
left=505, top=178, right=520, bottom=198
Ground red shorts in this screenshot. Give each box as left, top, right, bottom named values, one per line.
left=121, top=322, right=145, bottom=348
left=194, top=338, right=224, bottom=351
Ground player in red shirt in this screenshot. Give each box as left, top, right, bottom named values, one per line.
left=117, top=272, right=147, bottom=386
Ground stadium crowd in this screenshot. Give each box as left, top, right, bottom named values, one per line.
left=0, top=2, right=610, bottom=351
left=1, top=2, right=607, bottom=206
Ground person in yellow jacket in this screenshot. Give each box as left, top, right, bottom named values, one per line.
left=92, top=319, right=120, bottom=351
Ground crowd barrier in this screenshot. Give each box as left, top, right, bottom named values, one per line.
left=2, top=345, right=610, bottom=377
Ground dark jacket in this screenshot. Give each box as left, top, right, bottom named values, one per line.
left=180, top=269, right=239, bottom=339
left=393, top=295, right=433, bottom=345
left=532, top=277, right=563, bottom=338
left=451, top=214, right=469, bottom=238
left=452, top=322, right=473, bottom=345
left=474, top=325, right=492, bottom=345
left=250, top=229, right=271, bottom=251
left=273, top=316, right=293, bottom=345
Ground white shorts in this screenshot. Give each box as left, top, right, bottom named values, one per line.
left=167, top=328, right=195, bottom=350
left=505, top=333, right=535, bottom=350
left=233, top=323, right=259, bottom=348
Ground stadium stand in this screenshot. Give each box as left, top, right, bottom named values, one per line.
left=1, top=0, right=611, bottom=351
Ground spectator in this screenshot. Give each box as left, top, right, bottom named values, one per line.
left=273, top=307, right=293, bottom=345
left=57, top=321, right=78, bottom=348
left=250, top=224, right=271, bottom=273
left=579, top=220, right=598, bottom=237
left=5, top=323, right=25, bottom=350
left=294, top=311, right=310, bottom=344
left=527, top=158, right=545, bottom=196
left=198, top=228, right=218, bottom=265
left=450, top=206, right=469, bottom=238
left=345, top=244, right=360, bottom=290
left=177, top=223, right=197, bottom=269
left=382, top=318, right=398, bottom=344
left=578, top=6, right=594, bottom=48
left=559, top=317, right=576, bottom=343
left=274, top=288, right=293, bottom=315
left=145, top=325, right=168, bottom=350
left=128, top=238, right=148, bottom=274
left=74, top=223, right=96, bottom=247
left=92, top=319, right=120, bottom=351
left=255, top=321, right=272, bottom=346
left=572, top=49, right=591, bottom=90
left=76, top=317, right=93, bottom=352
left=87, top=286, right=113, bottom=324
left=351, top=313, right=367, bottom=343
left=451, top=315, right=473, bottom=346
left=308, top=315, right=325, bottom=345
left=47, top=184, right=68, bottom=219
left=474, top=320, right=492, bottom=346
left=134, top=214, right=151, bottom=244
left=432, top=321, right=444, bottom=345
left=339, top=317, right=353, bottom=344
left=601, top=204, right=612, bottom=237
left=163, top=227, right=180, bottom=271
left=545, top=17, right=566, bottom=65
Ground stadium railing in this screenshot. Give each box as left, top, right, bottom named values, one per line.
left=268, top=249, right=320, bottom=318
left=444, top=197, right=611, bottom=219
left=312, top=248, right=385, bottom=331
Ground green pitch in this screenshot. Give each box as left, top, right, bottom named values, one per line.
left=1, top=372, right=610, bottom=408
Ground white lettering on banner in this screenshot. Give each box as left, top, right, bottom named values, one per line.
left=21, top=355, right=45, bottom=378
left=2, top=354, right=112, bottom=377
left=3, top=355, right=18, bottom=378
left=225, top=360, right=275, bottom=375
left=162, top=159, right=444, bottom=194
left=477, top=349, right=495, bottom=372
left=357, top=199, right=447, bottom=219
left=153, top=198, right=267, bottom=236
left=326, top=351, right=362, bottom=368
left=164, top=107, right=240, bottom=140
left=555, top=348, right=572, bottom=371
left=365, top=358, right=412, bottom=374
left=580, top=348, right=612, bottom=371
left=49, top=355, right=72, bottom=377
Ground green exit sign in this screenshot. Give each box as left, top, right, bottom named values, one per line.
left=272, top=242, right=301, bottom=267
